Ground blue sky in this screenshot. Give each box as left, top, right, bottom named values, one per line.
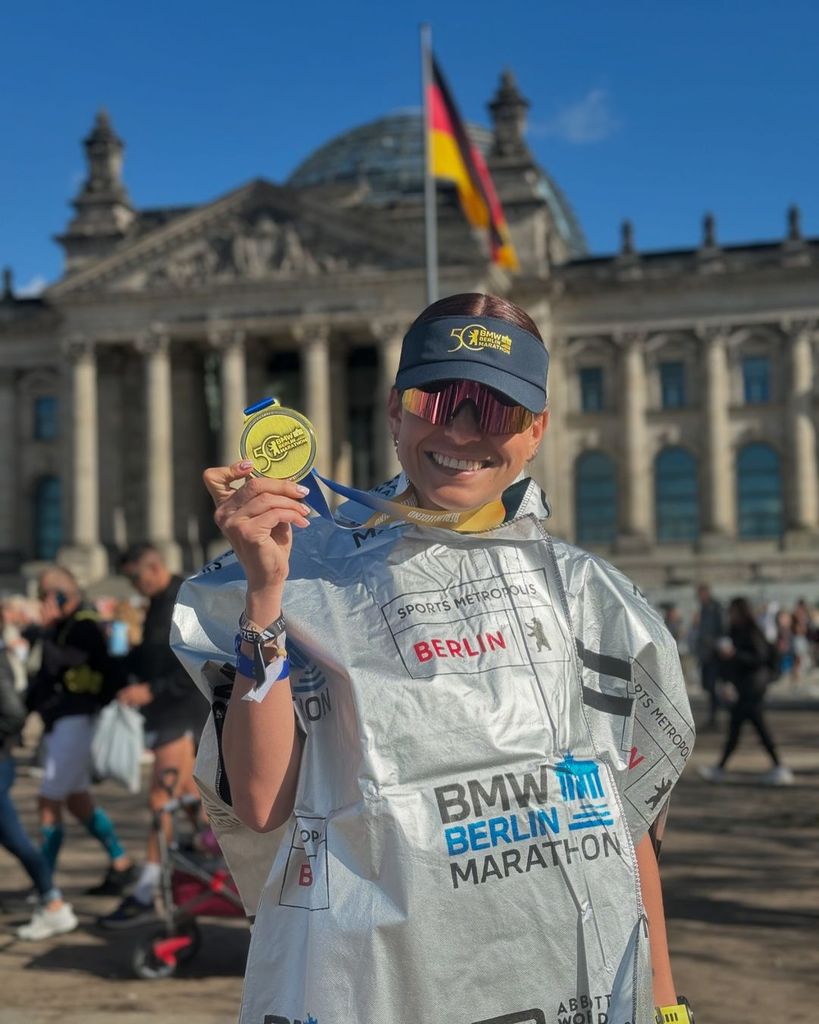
left=1, top=1, right=817, bottom=293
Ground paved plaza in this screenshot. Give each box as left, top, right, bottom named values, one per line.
left=1, top=693, right=818, bottom=1023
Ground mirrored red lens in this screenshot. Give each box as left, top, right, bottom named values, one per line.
left=402, top=382, right=533, bottom=434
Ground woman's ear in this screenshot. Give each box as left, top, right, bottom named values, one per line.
left=528, top=409, right=549, bottom=460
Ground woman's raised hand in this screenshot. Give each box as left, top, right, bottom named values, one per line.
left=202, top=460, right=311, bottom=592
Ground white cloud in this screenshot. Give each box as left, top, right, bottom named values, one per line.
left=17, top=275, right=48, bottom=297
left=534, top=89, right=621, bottom=144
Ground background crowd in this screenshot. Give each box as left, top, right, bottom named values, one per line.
left=1, top=567, right=814, bottom=945
left=662, top=589, right=819, bottom=695
left=0, top=546, right=206, bottom=942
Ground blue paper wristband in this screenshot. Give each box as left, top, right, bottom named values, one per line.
left=234, top=647, right=290, bottom=687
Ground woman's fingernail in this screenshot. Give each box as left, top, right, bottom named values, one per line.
left=300, top=504, right=310, bottom=515
left=295, top=484, right=310, bottom=496
left=239, top=460, right=253, bottom=470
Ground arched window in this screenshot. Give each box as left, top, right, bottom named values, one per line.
left=737, top=444, right=783, bottom=539
left=34, top=476, right=62, bottom=560
left=575, top=451, right=617, bottom=544
left=655, top=447, right=699, bottom=542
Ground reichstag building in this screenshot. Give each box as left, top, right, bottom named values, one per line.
left=1, top=72, right=817, bottom=590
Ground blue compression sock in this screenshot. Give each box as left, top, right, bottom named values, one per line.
left=84, top=808, right=125, bottom=861
left=40, top=824, right=65, bottom=871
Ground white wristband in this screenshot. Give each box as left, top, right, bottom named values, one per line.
left=239, top=654, right=289, bottom=703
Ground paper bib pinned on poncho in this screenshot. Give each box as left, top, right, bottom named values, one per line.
left=171, top=478, right=694, bottom=1024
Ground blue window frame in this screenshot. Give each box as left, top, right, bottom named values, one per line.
left=34, top=396, right=58, bottom=440
left=742, top=357, right=770, bottom=404
left=660, top=362, right=686, bottom=409
left=575, top=451, right=617, bottom=544
left=34, top=476, right=62, bottom=560
left=579, top=367, right=604, bottom=412
left=737, top=443, right=782, bottom=539
left=655, top=447, right=699, bottom=542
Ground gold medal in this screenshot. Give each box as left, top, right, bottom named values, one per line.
left=239, top=398, right=317, bottom=482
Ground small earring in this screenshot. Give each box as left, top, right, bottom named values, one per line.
left=392, top=436, right=399, bottom=451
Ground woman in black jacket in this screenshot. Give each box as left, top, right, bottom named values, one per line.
left=700, top=596, right=793, bottom=785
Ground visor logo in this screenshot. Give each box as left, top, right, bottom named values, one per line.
left=449, top=324, right=512, bottom=356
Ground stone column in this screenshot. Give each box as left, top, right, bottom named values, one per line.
left=535, top=332, right=564, bottom=532
left=786, top=320, right=818, bottom=540
left=210, top=328, right=247, bottom=466
left=138, top=329, right=181, bottom=570
left=373, top=320, right=405, bottom=481
left=618, top=333, right=651, bottom=548
left=700, top=326, right=733, bottom=544
left=329, top=347, right=351, bottom=488
left=59, top=336, right=108, bottom=581
left=296, top=324, right=332, bottom=477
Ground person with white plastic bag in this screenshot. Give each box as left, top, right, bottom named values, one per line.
left=173, top=294, right=696, bottom=1024
left=91, top=700, right=144, bottom=794
left=99, top=543, right=207, bottom=929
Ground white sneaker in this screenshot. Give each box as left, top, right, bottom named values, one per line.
left=698, top=764, right=726, bottom=783
left=762, top=765, right=795, bottom=786
left=17, top=903, right=78, bottom=941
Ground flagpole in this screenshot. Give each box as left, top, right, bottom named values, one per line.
left=420, top=22, right=439, bottom=304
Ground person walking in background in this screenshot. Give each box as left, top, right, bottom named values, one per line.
left=1, top=632, right=78, bottom=939
left=775, top=609, right=796, bottom=679
left=662, top=603, right=683, bottom=647
left=25, top=567, right=134, bottom=896
left=790, top=598, right=811, bottom=681
left=694, top=584, right=723, bottom=728
left=100, top=544, right=207, bottom=928
left=700, top=596, right=793, bottom=786
left=1, top=596, right=41, bottom=692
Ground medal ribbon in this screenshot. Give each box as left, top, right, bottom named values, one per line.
left=302, top=470, right=507, bottom=533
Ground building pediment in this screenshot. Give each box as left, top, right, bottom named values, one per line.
left=49, top=178, right=415, bottom=297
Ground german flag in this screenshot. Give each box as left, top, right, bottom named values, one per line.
left=428, top=56, right=518, bottom=271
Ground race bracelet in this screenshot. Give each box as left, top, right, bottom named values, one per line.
left=235, top=646, right=290, bottom=704
left=239, top=610, right=286, bottom=646
left=655, top=1001, right=694, bottom=1023
left=235, top=622, right=287, bottom=690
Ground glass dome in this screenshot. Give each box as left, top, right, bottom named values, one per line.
left=287, top=111, right=586, bottom=256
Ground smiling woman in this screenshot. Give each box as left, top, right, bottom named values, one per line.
left=173, top=291, right=695, bottom=1024
left=388, top=293, right=549, bottom=512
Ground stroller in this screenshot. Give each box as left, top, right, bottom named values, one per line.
left=130, top=768, right=246, bottom=979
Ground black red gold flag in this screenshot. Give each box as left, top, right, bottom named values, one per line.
left=427, top=56, right=519, bottom=270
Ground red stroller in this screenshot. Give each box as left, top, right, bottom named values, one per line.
left=130, top=769, right=246, bottom=979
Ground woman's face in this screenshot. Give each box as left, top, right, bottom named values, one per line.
left=387, top=387, right=548, bottom=511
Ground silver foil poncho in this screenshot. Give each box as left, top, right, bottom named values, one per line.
left=171, top=478, right=694, bottom=1024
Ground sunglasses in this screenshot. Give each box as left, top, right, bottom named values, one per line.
left=401, top=381, right=534, bottom=435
